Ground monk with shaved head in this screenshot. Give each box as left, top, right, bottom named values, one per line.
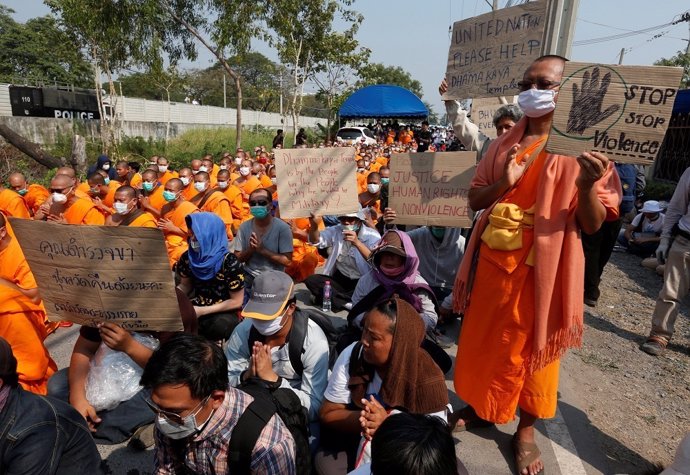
left=105, top=185, right=157, bottom=228
left=189, top=171, right=233, bottom=239
left=0, top=178, right=30, bottom=219
left=8, top=172, right=49, bottom=216
left=158, top=178, right=198, bottom=267
left=34, top=174, right=104, bottom=225
left=139, top=169, right=166, bottom=218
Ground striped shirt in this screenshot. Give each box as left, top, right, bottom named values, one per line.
left=153, top=388, right=296, bottom=475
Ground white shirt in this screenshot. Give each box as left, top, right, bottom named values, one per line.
left=630, top=212, right=665, bottom=235
left=312, top=224, right=381, bottom=278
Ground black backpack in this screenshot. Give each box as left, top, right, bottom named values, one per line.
left=248, top=308, right=340, bottom=376
left=229, top=378, right=311, bottom=475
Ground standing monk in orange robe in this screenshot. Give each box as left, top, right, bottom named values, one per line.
left=190, top=172, right=233, bottom=240
left=8, top=172, right=49, bottom=216
left=0, top=214, right=57, bottom=394
left=449, top=56, right=622, bottom=475
left=158, top=178, right=198, bottom=267
left=34, top=175, right=105, bottom=225
left=105, top=186, right=158, bottom=228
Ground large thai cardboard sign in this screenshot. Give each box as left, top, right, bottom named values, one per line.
left=546, top=63, right=684, bottom=165
left=275, top=148, right=359, bottom=219
left=388, top=152, right=475, bottom=227
left=444, top=1, right=547, bottom=100
left=10, top=219, right=183, bottom=331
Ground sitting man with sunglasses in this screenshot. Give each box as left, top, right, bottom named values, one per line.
left=234, top=188, right=293, bottom=290
left=141, top=333, right=296, bottom=474
left=34, top=173, right=105, bottom=225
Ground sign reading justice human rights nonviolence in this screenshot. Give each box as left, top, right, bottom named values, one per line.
left=274, top=148, right=359, bottom=219
left=444, top=1, right=547, bottom=100
left=546, top=63, right=684, bottom=165
left=388, top=152, right=475, bottom=227
left=10, top=219, right=183, bottom=332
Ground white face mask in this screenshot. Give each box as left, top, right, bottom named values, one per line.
left=239, top=167, right=251, bottom=177
left=270, top=177, right=277, bottom=185
left=102, top=163, right=110, bottom=171
left=180, top=177, right=190, bottom=186
left=217, top=181, right=228, bottom=189
left=52, top=192, right=68, bottom=204
left=251, top=316, right=285, bottom=336
left=234, top=157, right=243, bottom=165
left=113, top=201, right=132, bottom=215
left=199, top=166, right=208, bottom=173
left=517, top=88, right=557, bottom=118
left=192, top=170, right=200, bottom=175
left=194, top=182, right=207, bottom=192
left=219, top=165, right=227, bottom=170
left=158, top=165, right=168, bottom=173
left=367, top=184, right=380, bottom=194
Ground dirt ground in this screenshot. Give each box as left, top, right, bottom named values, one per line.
left=566, top=250, right=689, bottom=473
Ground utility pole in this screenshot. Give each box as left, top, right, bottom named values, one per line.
left=223, top=73, right=226, bottom=109
left=618, top=48, right=625, bottom=65
left=543, top=0, right=581, bottom=58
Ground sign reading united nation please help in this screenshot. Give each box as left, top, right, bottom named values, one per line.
left=9, top=219, right=183, bottom=332
left=546, top=62, right=684, bottom=165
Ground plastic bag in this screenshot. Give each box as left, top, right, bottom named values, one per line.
left=85, top=332, right=159, bottom=411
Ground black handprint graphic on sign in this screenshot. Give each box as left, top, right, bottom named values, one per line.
left=566, top=67, right=620, bottom=135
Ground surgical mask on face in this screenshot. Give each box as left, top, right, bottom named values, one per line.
left=381, top=178, right=390, bottom=185
left=192, top=169, right=200, bottom=175
left=270, top=177, right=277, bottom=185
left=163, top=190, right=178, bottom=202
left=239, top=167, right=251, bottom=177
left=52, top=192, right=68, bottom=204
left=251, top=316, right=284, bottom=336
left=154, top=399, right=213, bottom=440
left=194, top=182, right=207, bottom=192
left=89, top=187, right=100, bottom=195
left=180, top=177, right=190, bottom=186
left=114, top=202, right=131, bottom=215
left=342, top=224, right=359, bottom=233
left=367, top=184, right=380, bottom=194
left=234, top=157, right=243, bottom=165
left=199, top=166, right=208, bottom=173
left=104, top=177, right=110, bottom=185
left=217, top=181, right=228, bottom=189
left=219, top=165, right=227, bottom=170
left=357, top=167, right=365, bottom=173
left=430, top=226, right=445, bottom=239
left=142, top=182, right=154, bottom=192
left=102, top=163, right=110, bottom=171
left=16, top=188, right=28, bottom=196
left=158, top=165, right=168, bottom=173
left=189, top=237, right=200, bottom=251
left=517, top=88, right=557, bottom=118
left=250, top=205, right=269, bottom=219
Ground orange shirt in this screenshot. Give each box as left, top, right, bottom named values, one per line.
left=0, top=189, right=30, bottom=218
left=161, top=201, right=198, bottom=266
left=22, top=184, right=50, bottom=215
left=62, top=197, right=105, bottom=225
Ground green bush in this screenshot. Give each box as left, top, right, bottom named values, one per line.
left=643, top=180, right=676, bottom=202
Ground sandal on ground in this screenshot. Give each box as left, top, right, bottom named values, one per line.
left=512, top=434, right=544, bottom=475
left=449, top=405, right=494, bottom=432
left=640, top=335, right=667, bottom=356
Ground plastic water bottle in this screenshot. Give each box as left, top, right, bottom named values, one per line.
left=322, top=280, right=332, bottom=312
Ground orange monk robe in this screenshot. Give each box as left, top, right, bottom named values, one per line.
left=161, top=201, right=198, bottom=267
left=210, top=164, right=220, bottom=180
left=130, top=173, right=143, bottom=188
left=145, top=186, right=167, bottom=214
left=385, top=131, right=395, bottom=144
left=158, top=170, right=178, bottom=186
left=128, top=211, right=158, bottom=228
left=77, top=182, right=90, bottom=195
left=230, top=172, right=240, bottom=182
left=375, top=156, right=388, bottom=167
left=199, top=192, right=234, bottom=239
left=369, top=161, right=383, bottom=173
left=0, top=189, right=30, bottom=219
left=182, top=183, right=197, bottom=201
left=102, top=181, right=122, bottom=208
left=223, top=185, right=244, bottom=231
left=284, top=217, right=324, bottom=283
left=356, top=172, right=368, bottom=194
left=0, top=236, right=57, bottom=394
left=236, top=176, right=262, bottom=196
left=258, top=174, right=273, bottom=189
left=61, top=197, right=105, bottom=225
left=22, top=184, right=50, bottom=215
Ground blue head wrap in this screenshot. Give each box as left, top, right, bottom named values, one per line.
left=185, top=212, right=228, bottom=281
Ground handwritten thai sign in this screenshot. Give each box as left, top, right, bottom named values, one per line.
left=388, top=152, right=475, bottom=227
left=444, top=1, right=547, bottom=100
left=275, top=147, right=359, bottom=219
left=9, top=219, right=183, bottom=331
left=471, top=96, right=518, bottom=139
left=546, top=63, right=684, bottom=165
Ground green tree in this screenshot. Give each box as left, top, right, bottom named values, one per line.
left=0, top=7, right=91, bottom=86
left=655, top=51, right=690, bottom=89
left=355, top=63, right=424, bottom=97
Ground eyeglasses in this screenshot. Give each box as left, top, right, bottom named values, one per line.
left=145, top=395, right=211, bottom=424
left=249, top=200, right=269, bottom=207
left=49, top=187, right=71, bottom=194
left=517, top=79, right=561, bottom=92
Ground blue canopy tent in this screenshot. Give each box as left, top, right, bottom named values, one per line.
left=338, top=85, right=428, bottom=120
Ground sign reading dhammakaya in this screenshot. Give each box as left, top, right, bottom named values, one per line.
left=388, top=152, right=475, bottom=227
left=274, top=148, right=359, bottom=219
left=546, top=63, right=684, bottom=165
left=444, top=1, right=547, bottom=100
left=9, top=219, right=183, bottom=331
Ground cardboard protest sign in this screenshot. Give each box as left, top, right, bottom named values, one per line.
left=9, top=219, right=183, bottom=331
left=471, top=96, right=518, bottom=139
left=444, top=1, right=547, bottom=100
left=546, top=63, right=684, bottom=165
left=275, top=147, right=359, bottom=219
left=388, top=152, right=475, bottom=227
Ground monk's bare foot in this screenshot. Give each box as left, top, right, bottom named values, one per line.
left=449, top=406, right=493, bottom=432
left=513, top=430, right=544, bottom=475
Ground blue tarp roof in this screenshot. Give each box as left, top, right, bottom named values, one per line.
left=339, top=85, right=428, bottom=119
left=673, top=88, right=690, bottom=115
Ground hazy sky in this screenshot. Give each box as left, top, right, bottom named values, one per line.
left=5, top=0, right=690, bottom=114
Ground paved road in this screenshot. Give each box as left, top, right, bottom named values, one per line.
left=44, top=285, right=617, bottom=475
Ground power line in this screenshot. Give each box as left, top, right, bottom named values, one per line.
left=574, top=11, right=689, bottom=46
left=578, top=18, right=686, bottom=41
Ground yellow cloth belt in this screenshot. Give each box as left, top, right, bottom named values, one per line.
left=481, top=203, right=536, bottom=266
